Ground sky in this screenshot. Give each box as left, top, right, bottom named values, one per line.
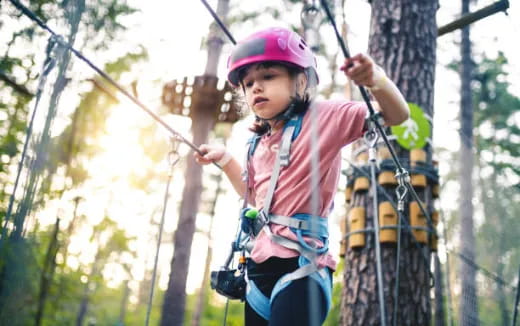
left=24, top=0, right=520, bottom=300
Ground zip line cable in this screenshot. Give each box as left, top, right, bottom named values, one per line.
left=144, top=140, right=180, bottom=326
left=364, top=127, right=388, bottom=326
left=1, top=37, right=58, bottom=244
left=200, top=0, right=236, bottom=45
left=7, top=0, right=221, bottom=169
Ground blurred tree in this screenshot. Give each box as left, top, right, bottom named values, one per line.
left=472, top=52, right=520, bottom=326
left=458, top=1, right=480, bottom=325
left=0, top=0, right=141, bottom=324
left=75, top=216, right=136, bottom=326
left=159, top=1, right=231, bottom=325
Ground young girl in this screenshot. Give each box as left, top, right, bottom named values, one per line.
left=195, top=27, right=409, bottom=326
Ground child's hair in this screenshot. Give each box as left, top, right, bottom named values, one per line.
left=236, top=61, right=314, bottom=135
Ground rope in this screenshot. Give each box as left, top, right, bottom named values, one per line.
left=145, top=140, right=180, bottom=326
left=448, top=248, right=517, bottom=291
left=364, top=127, right=387, bottom=326
left=0, top=36, right=58, bottom=244
left=344, top=158, right=435, bottom=280
left=200, top=0, right=236, bottom=45
left=319, top=0, right=436, bottom=247
left=8, top=0, right=218, bottom=168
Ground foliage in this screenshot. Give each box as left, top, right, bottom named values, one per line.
left=0, top=0, right=137, bottom=216
left=445, top=51, right=520, bottom=326
left=472, top=52, right=520, bottom=326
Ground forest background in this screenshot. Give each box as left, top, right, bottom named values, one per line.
left=0, top=0, right=518, bottom=325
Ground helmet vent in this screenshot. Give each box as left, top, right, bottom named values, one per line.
left=277, top=38, right=287, bottom=50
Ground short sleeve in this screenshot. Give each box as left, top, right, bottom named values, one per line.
left=321, top=100, right=367, bottom=146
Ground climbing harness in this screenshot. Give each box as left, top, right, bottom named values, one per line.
left=0, top=36, right=61, bottom=244
left=241, top=110, right=332, bottom=321
left=8, top=0, right=216, bottom=167
left=144, top=139, right=180, bottom=326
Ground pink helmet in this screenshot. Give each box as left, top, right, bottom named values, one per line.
left=227, top=27, right=318, bottom=87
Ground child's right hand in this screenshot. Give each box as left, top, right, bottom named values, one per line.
left=194, top=144, right=231, bottom=166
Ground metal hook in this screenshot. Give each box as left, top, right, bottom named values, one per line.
left=395, top=170, right=410, bottom=212
left=363, top=127, right=379, bottom=165
left=168, top=137, right=181, bottom=168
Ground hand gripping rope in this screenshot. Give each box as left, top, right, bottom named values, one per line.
left=7, top=0, right=221, bottom=170
left=319, top=0, right=439, bottom=324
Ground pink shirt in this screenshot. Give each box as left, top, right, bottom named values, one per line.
left=247, top=100, right=367, bottom=270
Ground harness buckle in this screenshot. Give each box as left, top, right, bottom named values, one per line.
left=279, top=153, right=290, bottom=167
left=259, top=210, right=270, bottom=224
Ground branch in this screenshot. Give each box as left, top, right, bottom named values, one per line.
left=0, top=69, right=33, bottom=97
left=438, top=0, right=509, bottom=37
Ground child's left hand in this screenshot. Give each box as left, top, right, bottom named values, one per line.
left=340, top=53, right=384, bottom=88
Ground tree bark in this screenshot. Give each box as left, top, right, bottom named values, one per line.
left=434, top=254, right=446, bottom=326
left=35, top=217, right=60, bottom=326
left=192, top=171, right=222, bottom=326
left=159, top=1, right=230, bottom=325
left=341, top=1, right=438, bottom=325
left=458, top=0, right=479, bottom=325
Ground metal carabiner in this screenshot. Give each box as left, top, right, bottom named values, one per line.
left=363, top=126, right=379, bottom=166
left=167, top=137, right=181, bottom=168
left=395, top=170, right=410, bottom=212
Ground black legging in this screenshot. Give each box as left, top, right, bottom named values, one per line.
left=244, top=257, right=330, bottom=326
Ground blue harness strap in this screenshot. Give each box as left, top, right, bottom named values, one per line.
left=246, top=112, right=305, bottom=159
left=245, top=255, right=333, bottom=321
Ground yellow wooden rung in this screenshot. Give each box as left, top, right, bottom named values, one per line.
left=348, top=207, right=366, bottom=248
left=431, top=235, right=438, bottom=251
left=411, top=174, right=427, bottom=188
left=356, top=151, right=368, bottom=164
left=353, top=176, right=370, bottom=192
left=345, top=186, right=353, bottom=203
left=339, top=214, right=348, bottom=258
left=432, top=210, right=439, bottom=226
left=432, top=183, right=440, bottom=198
left=410, top=201, right=428, bottom=244
left=379, top=201, right=397, bottom=243
left=410, top=148, right=427, bottom=166
left=377, top=146, right=391, bottom=160
left=378, top=171, right=397, bottom=186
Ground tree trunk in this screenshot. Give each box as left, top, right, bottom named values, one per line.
left=159, top=1, right=230, bottom=325
left=192, top=171, right=222, bottom=326
left=458, top=0, right=479, bottom=325
left=35, top=217, right=60, bottom=326
left=434, top=254, right=446, bottom=326
left=76, top=251, right=101, bottom=326
left=341, top=1, right=438, bottom=325
left=118, top=280, right=130, bottom=326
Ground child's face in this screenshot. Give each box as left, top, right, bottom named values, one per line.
left=241, top=64, right=296, bottom=121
